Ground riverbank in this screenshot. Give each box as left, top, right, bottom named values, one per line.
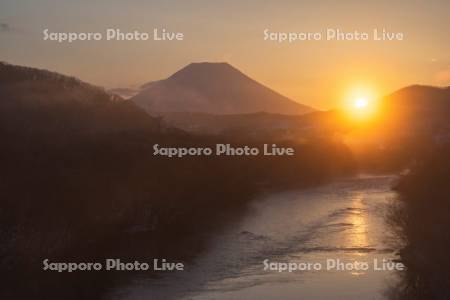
left=388, top=145, right=450, bottom=300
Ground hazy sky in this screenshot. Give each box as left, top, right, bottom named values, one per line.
left=1, top=0, right=449, bottom=109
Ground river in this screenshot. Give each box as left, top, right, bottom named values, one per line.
left=113, top=174, right=401, bottom=300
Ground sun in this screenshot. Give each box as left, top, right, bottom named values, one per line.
left=346, top=95, right=378, bottom=121
left=342, top=85, right=379, bottom=121
left=348, top=96, right=373, bottom=118
left=354, top=97, right=369, bottom=109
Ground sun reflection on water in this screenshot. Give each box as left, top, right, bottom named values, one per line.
left=348, top=192, right=369, bottom=254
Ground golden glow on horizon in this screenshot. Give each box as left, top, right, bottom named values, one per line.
left=2, top=1, right=447, bottom=109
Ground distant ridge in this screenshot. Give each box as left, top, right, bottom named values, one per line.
left=383, top=84, right=450, bottom=119
left=132, top=62, right=314, bottom=115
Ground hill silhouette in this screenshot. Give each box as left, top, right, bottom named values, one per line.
left=368, top=84, right=450, bottom=139
left=0, top=62, right=157, bottom=134
left=382, top=84, right=450, bottom=127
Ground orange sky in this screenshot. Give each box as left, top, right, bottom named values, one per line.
left=1, top=0, right=449, bottom=109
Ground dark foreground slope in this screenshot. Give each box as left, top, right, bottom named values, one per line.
left=0, top=62, right=353, bottom=299
left=381, top=86, right=450, bottom=298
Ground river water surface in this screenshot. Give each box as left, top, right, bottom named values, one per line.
left=114, top=175, right=401, bottom=300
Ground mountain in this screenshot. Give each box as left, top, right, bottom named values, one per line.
left=0, top=62, right=157, bottom=134
left=131, top=62, right=314, bottom=115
